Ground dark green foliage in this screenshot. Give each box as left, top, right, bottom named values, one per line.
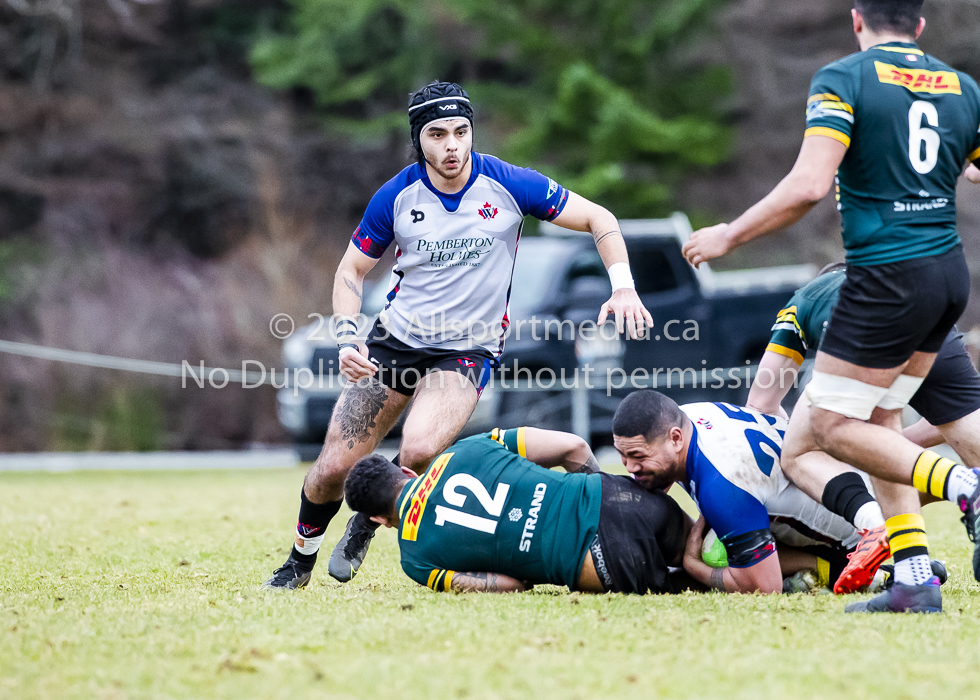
left=251, top=0, right=731, bottom=215
left=0, top=237, right=43, bottom=305
left=52, top=386, right=165, bottom=452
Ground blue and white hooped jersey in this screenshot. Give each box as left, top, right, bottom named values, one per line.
left=351, top=152, right=569, bottom=355
left=680, top=403, right=860, bottom=560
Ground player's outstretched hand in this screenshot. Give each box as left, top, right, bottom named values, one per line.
left=683, top=515, right=708, bottom=566
left=598, top=288, right=654, bottom=340
left=966, top=164, right=980, bottom=184
left=339, top=343, right=378, bottom=382
left=682, top=223, right=730, bottom=268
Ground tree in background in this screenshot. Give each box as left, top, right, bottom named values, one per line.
left=251, top=0, right=731, bottom=217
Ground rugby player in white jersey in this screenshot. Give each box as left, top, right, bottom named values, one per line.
left=613, top=390, right=883, bottom=594
left=612, top=391, right=949, bottom=594
left=263, top=81, right=653, bottom=589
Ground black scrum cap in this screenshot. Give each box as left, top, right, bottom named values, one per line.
left=409, top=81, right=473, bottom=159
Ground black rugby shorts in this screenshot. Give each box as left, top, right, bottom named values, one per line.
left=592, top=474, right=687, bottom=594
left=364, top=319, right=497, bottom=396
left=910, top=327, right=980, bottom=425
left=820, top=245, right=969, bottom=368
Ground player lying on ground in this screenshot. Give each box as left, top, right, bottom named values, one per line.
left=681, top=0, right=980, bottom=613
left=343, top=427, right=693, bottom=594
left=745, top=263, right=980, bottom=593
left=264, top=81, right=652, bottom=590
left=610, top=391, right=945, bottom=595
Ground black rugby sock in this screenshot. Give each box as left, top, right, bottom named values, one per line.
left=291, top=490, right=342, bottom=565
left=822, top=473, right=875, bottom=527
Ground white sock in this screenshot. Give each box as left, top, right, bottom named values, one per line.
left=893, top=554, right=933, bottom=586
left=853, top=501, right=885, bottom=531
left=294, top=533, right=325, bottom=556
left=945, top=466, right=979, bottom=503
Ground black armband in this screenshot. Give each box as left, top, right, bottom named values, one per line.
left=720, top=529, right=777, bottom=568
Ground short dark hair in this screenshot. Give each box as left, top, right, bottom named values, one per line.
left=855, top=0, right=924, bottom=37
left=344, top=454, right=405, bottom=518
left=612, top=390, right=686, bottom=443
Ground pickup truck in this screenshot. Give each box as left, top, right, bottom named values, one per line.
left=277, top=214, right=813, bottom=453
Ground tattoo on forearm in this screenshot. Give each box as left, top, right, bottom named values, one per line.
left=593, top=230, right=622, bottom=247
left=454, top=572, right=490, bottom=592
left=339, top=379, right=389, bottom=449
left=709, top=567, right=726, bottom=592
left=566, top=454, right=600, bottom=474
left=452, top=572, right=515, bottom=593
left=343, top=277, right=362, bottom=300
left=479, top=573, right=495, bottom=592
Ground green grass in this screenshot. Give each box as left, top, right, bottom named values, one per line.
left=3, top=468, right=980, bottom=700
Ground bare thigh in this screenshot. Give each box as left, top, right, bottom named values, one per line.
left=781, top=393, right=861, bottom=503
left=304, top=377, right=412, bottom=502
left=399, top=370, right=481, bottom=473
left=809, top=351, right=936, bottom=482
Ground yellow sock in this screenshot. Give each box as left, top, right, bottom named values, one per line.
left=886, top=513, right=928, bottom=555
left=815, top=557, right=831, bottom=588
left=912, top=450, right=957, bottom=499
left=886, top=513, right=933, bottom=585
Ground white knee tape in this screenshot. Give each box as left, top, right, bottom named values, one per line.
left=804, top=371, right=889, bottom=421
left=877, top=374, right=925, bottom=410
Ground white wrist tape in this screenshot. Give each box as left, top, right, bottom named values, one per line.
left=608, top=262, right=635, bottom=292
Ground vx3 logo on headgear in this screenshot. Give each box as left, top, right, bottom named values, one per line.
left=438, top=104, right=458, bottom=111
left=478, top=202, right=498, bottom=220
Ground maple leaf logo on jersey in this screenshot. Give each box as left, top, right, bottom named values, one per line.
left=478, top=202, right=498, bottom=220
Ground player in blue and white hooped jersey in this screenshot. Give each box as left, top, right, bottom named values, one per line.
left=611, top=390, right=873, bottom=595
left=263, top=81, right=654, bottom=590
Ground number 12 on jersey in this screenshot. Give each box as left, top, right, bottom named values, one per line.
left=434, top=473, right=510, bottom=534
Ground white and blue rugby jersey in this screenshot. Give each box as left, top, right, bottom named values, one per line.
left=680, top=402, right=860, bottom=564
left=351, top=152, right=569, bottom=355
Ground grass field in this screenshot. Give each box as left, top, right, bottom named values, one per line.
left=4, top=467, right=980, bottom=700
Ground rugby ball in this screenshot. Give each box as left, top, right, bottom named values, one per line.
left=701, top=528, right=728, bottom=568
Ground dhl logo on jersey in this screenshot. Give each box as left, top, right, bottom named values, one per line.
left=401, top=452, right=453, bottom=542
left=875, top=62, right=961, bottom=95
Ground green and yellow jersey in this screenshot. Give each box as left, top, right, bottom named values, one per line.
left=397, top=428, right=601, bottom=591
left=767, top=270, right=845, bottom=364
left=806, top=42, right=980, bottom=266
